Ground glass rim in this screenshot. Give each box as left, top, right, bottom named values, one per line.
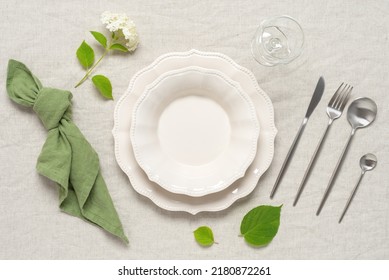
left=258, top=15, right=304, bottom=47
left=252, top=15, right=305, bottom=66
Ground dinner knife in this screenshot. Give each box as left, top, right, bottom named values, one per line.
left=270, top=77, right=325, bottom=199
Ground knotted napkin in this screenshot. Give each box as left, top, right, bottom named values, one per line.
left=6, top=59, right=128, bottom=243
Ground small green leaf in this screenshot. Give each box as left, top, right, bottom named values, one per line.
left=240, top=205, right=282, bottom=247
left=92, top=75, right=113, bottom=100
left=194, top=226, right=215, bottom=246
left=90, top=31, right=107, bottom=48
left=76, top=40, right=95, bottom=69
left=109, top=43, right=129, bottom=52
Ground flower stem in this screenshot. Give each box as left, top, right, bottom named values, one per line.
left=75, top=48, right=109, bottom=88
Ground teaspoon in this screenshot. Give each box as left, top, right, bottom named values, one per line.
left=339, top=153, right=377, bottom=223
left=316, top=97, right=377, bottom=215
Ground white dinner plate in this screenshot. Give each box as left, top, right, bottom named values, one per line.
left=113, top=49, right=277, bottom=214
left=131, top=66, right=259, bottom=196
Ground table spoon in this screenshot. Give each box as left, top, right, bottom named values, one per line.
left=316, top=97, right=377, bottom=215
left=339, top=153, right=377, bottom=223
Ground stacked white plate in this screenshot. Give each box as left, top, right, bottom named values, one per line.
left=113, top=49, right=277, bottom=214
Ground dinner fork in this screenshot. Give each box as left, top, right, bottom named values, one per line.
left=293, top=83, right=353, bottom=206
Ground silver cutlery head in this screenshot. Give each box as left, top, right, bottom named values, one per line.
left=360, top=153, right=377, bottom=174
left=305, top=77, right=325, bottom=118
left=347, top=97, right=377, bottom=131
left=327, top=83, right=353, bottom=119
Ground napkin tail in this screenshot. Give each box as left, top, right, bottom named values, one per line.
left=58, top=179, right=129, bottom=244
left=77, top=173, right=129, bottom=244
left=36, top=121, right=129, bottom=244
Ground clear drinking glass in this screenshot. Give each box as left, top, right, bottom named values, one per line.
left=251, top=15, right=304, bottom=66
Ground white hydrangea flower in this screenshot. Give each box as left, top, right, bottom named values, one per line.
left=122, top=25, right=139, bottom=51
left=101, top=11, right=139, bottom=51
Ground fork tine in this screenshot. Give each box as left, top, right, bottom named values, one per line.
left=334, top=84, right=349, bottom=108
left=339, top=86, right=353, bottom=111
left=329, top=82, right=344, bottom=107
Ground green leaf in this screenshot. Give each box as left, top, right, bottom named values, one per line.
left=92, top=75, right=113, bottom=100
left=90, top=31, right=107, bottom=48
left=194, top=226, right=215, bottom=246
left=76, top=40, right=95, bottom=69
left=109, top=43, right=128, bottom=52
left=240, top=205, right=282, bottom=247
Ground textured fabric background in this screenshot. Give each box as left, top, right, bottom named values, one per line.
left=0, top=0, right=388, bottom=259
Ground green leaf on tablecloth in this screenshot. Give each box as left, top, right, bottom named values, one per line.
left=194, top=226, right=215, bottom=246
left=76, top=40, right=95, bottom=69
left=109, top=43, right=128, bottom=52
left=240, top=205, right=282, bottom=247
left=90, top=31, right=108, bottom=48
left=92, top=75, right=113, bottom=100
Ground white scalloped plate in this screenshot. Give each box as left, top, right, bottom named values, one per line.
left=113, top=49, right=277, bottom=214
left=131, top=66, right=259, bottom=197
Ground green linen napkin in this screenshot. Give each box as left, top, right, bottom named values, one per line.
left=6, top=59, right=128, bottom=244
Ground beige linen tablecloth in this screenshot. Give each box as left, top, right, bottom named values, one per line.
left=0, top=0, right=388, bottom=259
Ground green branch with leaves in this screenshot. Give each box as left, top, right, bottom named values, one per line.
left=75, top=12, right=139, bottom=100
